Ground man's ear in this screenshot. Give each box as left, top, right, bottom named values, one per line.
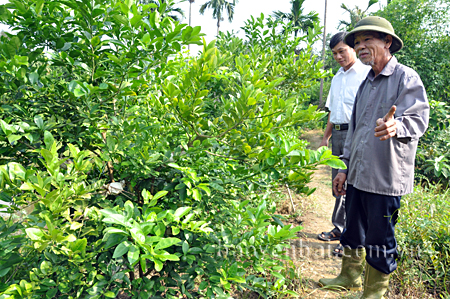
left=385, top=35, right=393, bottom=50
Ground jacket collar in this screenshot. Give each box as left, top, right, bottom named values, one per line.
left=368, top=56, right=397, bottom=80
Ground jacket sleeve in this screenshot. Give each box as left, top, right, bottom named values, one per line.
left=394, top=74, right=430, bottom=144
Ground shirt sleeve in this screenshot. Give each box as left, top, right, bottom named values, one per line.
left=325, top=88, right=331, bottom=109
left=338, top=91, right=359, bottom=175
left=394, top=74, right=430, bottom=143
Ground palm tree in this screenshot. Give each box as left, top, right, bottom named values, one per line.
left=199, top=0, right=238, bottom=36
left=338, top=0, right=379, bottom=31
left=272, top=0, right=319, bottom=37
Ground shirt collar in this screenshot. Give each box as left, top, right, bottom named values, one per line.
left=337, top=59, right=366, bottom=75
left=368, top=56, right=398, bottom=80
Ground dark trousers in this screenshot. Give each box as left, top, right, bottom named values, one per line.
left=340, top=184, right=401, bottom=274
left=331, top=128, right=348, bottom=234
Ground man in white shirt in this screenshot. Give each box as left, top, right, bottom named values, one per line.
left=317, top=32, right=371, bottom=256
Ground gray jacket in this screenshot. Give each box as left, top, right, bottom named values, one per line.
left=339, top=56, right=429, bottom=196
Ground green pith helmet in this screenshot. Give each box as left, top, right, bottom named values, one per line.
left=344, top=16, right=403, bottom=53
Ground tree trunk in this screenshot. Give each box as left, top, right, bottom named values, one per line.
left=319, top=0, right=327, bottom=107
left=189, top=1, right=192, bottom=27
left=217, top=17, right=220, bottom=36
left=188, top=1, right=192, bottom=50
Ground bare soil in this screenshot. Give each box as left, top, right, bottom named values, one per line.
left=276, top=129, right=360, bottom=299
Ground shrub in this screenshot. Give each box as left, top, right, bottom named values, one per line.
left=0, top=1, right=344, bottom=298
left=415, top=100, right=450, bottom=187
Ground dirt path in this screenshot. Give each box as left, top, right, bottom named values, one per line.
left=284, top=129, right=360, bottom=299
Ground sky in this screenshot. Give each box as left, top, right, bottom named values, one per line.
left=0, top=0, right=388, bottom=52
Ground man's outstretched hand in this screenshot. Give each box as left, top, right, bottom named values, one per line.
left=374, top=105, right=397, bottom=141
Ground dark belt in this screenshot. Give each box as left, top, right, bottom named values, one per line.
left=333, top=123, right=349, bottom=131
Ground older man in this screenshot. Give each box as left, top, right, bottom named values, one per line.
left=317, top=32, right=370, bottom=258
left=319, top=16, right=429, bottom=298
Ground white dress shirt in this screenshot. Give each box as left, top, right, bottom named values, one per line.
left=326, top=59, right=371, bottom=124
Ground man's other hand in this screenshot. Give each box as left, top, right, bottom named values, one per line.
left=333, top=173, right=347, bottom=196
left=374, top=105, right=397, bottom=141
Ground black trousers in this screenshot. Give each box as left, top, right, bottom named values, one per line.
left=340, top=184, right=401, bottom=274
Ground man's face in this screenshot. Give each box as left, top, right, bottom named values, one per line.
left=331, top=41, right=357, bottom=70
left=353, top=31, right=390, bottom=66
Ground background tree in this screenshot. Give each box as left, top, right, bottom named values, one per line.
left=139, top=0, right=185, bottom=21
left=199, top=0, right=238, bottom=36
left=376, top=0, right=450, bottom=103
left=338, top=0, right=379, bottom=31
left=272, top=0, right=319, bottom=37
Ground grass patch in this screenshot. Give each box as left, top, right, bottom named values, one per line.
left=392, top=185, right=450, bottom=297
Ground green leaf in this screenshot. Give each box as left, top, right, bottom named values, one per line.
left=70, top=238, right=87, bottom=256
left=192, top=188, right=201, bottom=201
left=0, top=268, right=11, bottom=278
left=44, top=131, right=55, bottom=148
left=322, top=158, right=347, bottom=169
left=228, top=276, right=245, bottom=283
left=29, top=72, right=39, bottom=84
left=141, top=33, right=150, bottom=44
left=155, top=252, right=179, bottom=261
left=130, top=15, right=143, bottom=27
left=127, top=244, right=140, bottom=266
left=197, top=184, right=211, bottom=196
left=35, top=0, right=45, bottom=14
left=182, top=240, right=189, bottom=255
left=0, top=119, right=15, bottom=135
left=100, top=209, right=127, bottom=226
left=40, top=261, right=52, bottom=275
left=91, top=36, right=101, bottom=47
left=74, top=88, right=85, bottom=97
left=154, top=237, right=181, bottom=250
left=113, top=14, right=129, bottom=26
left=174, top=207, right=191, bottom=219
left=154, top=259, right=163, bottom=272
left=199, top=281, right=208, bottom=290
left=70, top=222, right=83, bottom=230
left=153, top=190, right=168, bottom=201
left=34, top=115, right=44, bottom=130
left=247, top=97, right=257, bottom=106
left=14, top=55, right=28, bottom=66
left=41, top=148, right=53, bottom=165
left=26, top=228, right=44, bottom=240
left=7, top=134, right=21, bottom=144
left=113, top=241, right=131, bottom=258
left=45, top=286, right=57, bottom=297
left=130, top=226, right=145, bottom=244
left=104, top=291, right=116, bottom=298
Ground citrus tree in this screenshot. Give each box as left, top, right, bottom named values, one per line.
left=0, top=0, right=344, bottom=298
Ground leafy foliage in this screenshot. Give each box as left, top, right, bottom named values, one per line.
left=0, top=0, right=344, bottom=298
left=394, top=185, right=450, bottom=296
left=376, top=0, right=450, bottom=103
left=415, top=101, right=450, bottom=186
